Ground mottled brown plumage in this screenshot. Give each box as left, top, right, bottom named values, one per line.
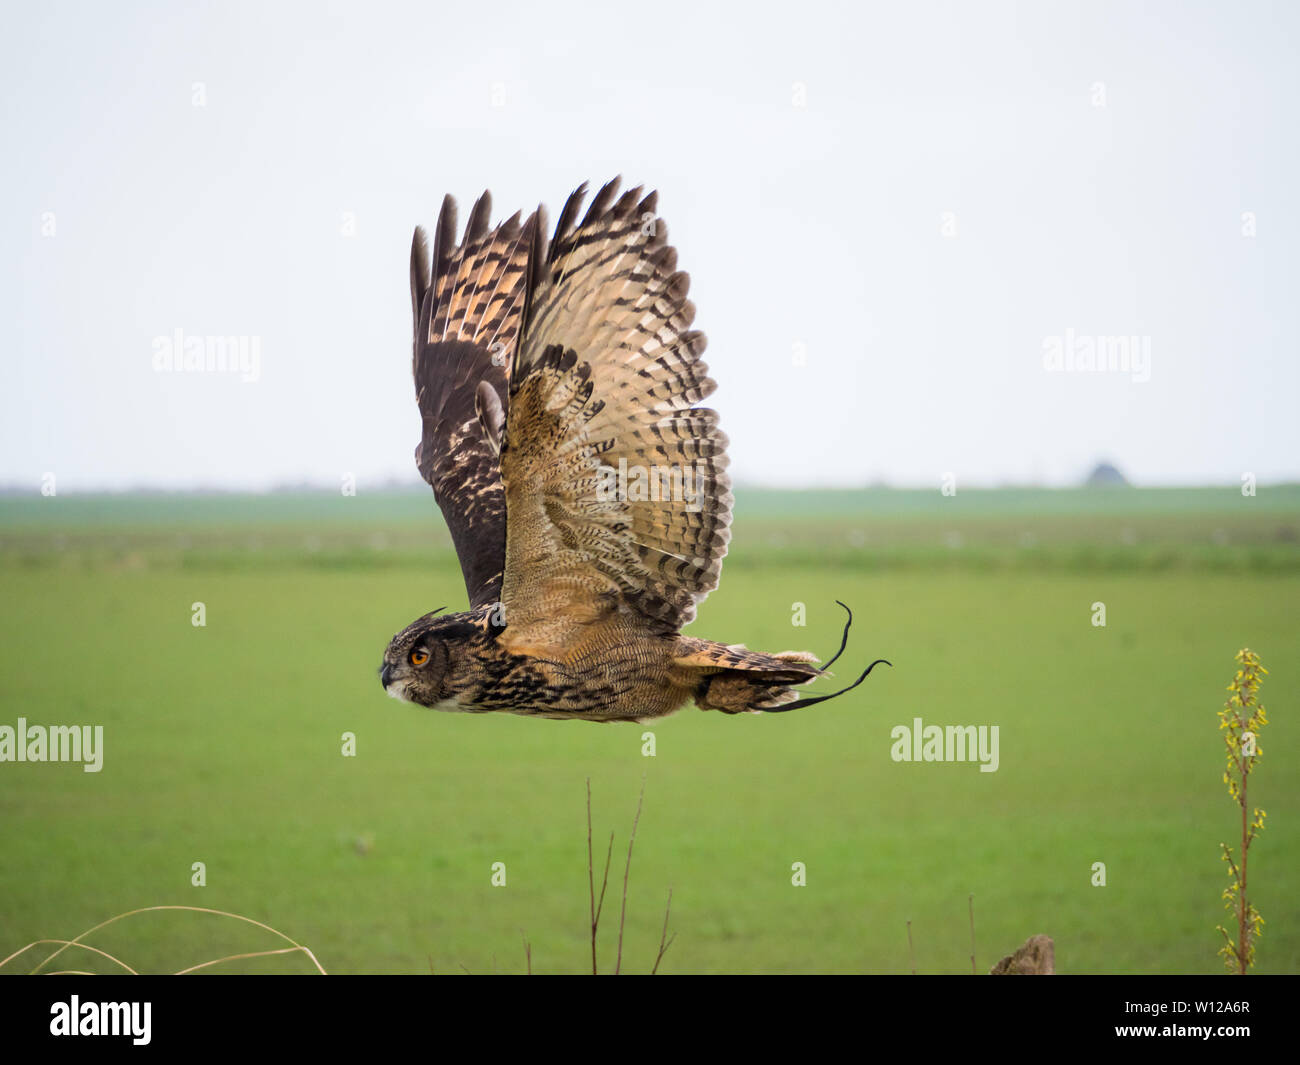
left=380, top=179, right=887, bottom=722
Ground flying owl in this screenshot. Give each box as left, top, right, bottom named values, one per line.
left=379, top=178, right=887, bottom=721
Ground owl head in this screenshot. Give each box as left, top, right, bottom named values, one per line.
left=380, top=608, right=476, bottom=707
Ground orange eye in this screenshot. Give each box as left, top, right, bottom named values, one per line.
left=410, top=649, right=430, bottom=667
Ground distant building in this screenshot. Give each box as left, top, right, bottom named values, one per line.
left=1085, top=462, right=1130, bottom=487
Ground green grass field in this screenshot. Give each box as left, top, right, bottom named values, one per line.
left=1, top=486, right=1297, bottom=974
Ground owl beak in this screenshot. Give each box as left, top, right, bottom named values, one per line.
left=379, top=663, right=395, bottom=689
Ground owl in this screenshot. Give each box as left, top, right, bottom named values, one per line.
left=379, top=178, right=887, bottom=721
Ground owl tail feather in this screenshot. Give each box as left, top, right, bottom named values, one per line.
left=681, top=601, right=890, bottom=715
left=760, top=600, right=890, bottom=713
left=759, top=656, right=892, bottom=713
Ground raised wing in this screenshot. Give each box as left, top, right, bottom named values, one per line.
left=498, top=178, right=732, bottom=652
left=410, top=192, right=541, bottom=608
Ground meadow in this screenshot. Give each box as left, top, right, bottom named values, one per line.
left=1, top=485, right=1297, bottom=974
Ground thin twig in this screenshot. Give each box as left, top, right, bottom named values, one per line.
left=614, top=776, right=647, bottom=975
left=968, top=894, right=977, bottom=975
left=587, top=779, right=596, bottom=976
left=1, top=939, right=137, bottom=975
left=593, top=834, right=615, bottom=973
left=6, top=905, right=325, bottom=976
left=520, top=930, right=532, bottom=975
left=174, top=946, right=310, bottom=975
left=907, top=919, right=916, bottom=975
left=587, top=779, right=614, bottom=975
left=596, top=833, right=614, bottom=925
left=652, top=887, right=676, bottom=975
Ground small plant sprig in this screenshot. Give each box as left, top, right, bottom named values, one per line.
left=1216, top=648, right=1268, bottom=974
left=585, top=778, right=675, bottom=975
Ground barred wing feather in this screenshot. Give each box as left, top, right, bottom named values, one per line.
left=499, top=179, right=732, bottom=651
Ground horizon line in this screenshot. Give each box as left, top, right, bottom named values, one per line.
left=2, top=479, right=1296, bottom=497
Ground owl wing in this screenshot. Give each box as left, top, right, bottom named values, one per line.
left=410, top=193, right=542, bottom=608
left=497, top=178, right=732, bottom=654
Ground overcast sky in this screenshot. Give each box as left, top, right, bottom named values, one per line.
left=2, top=0, right=1296, bottom=491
